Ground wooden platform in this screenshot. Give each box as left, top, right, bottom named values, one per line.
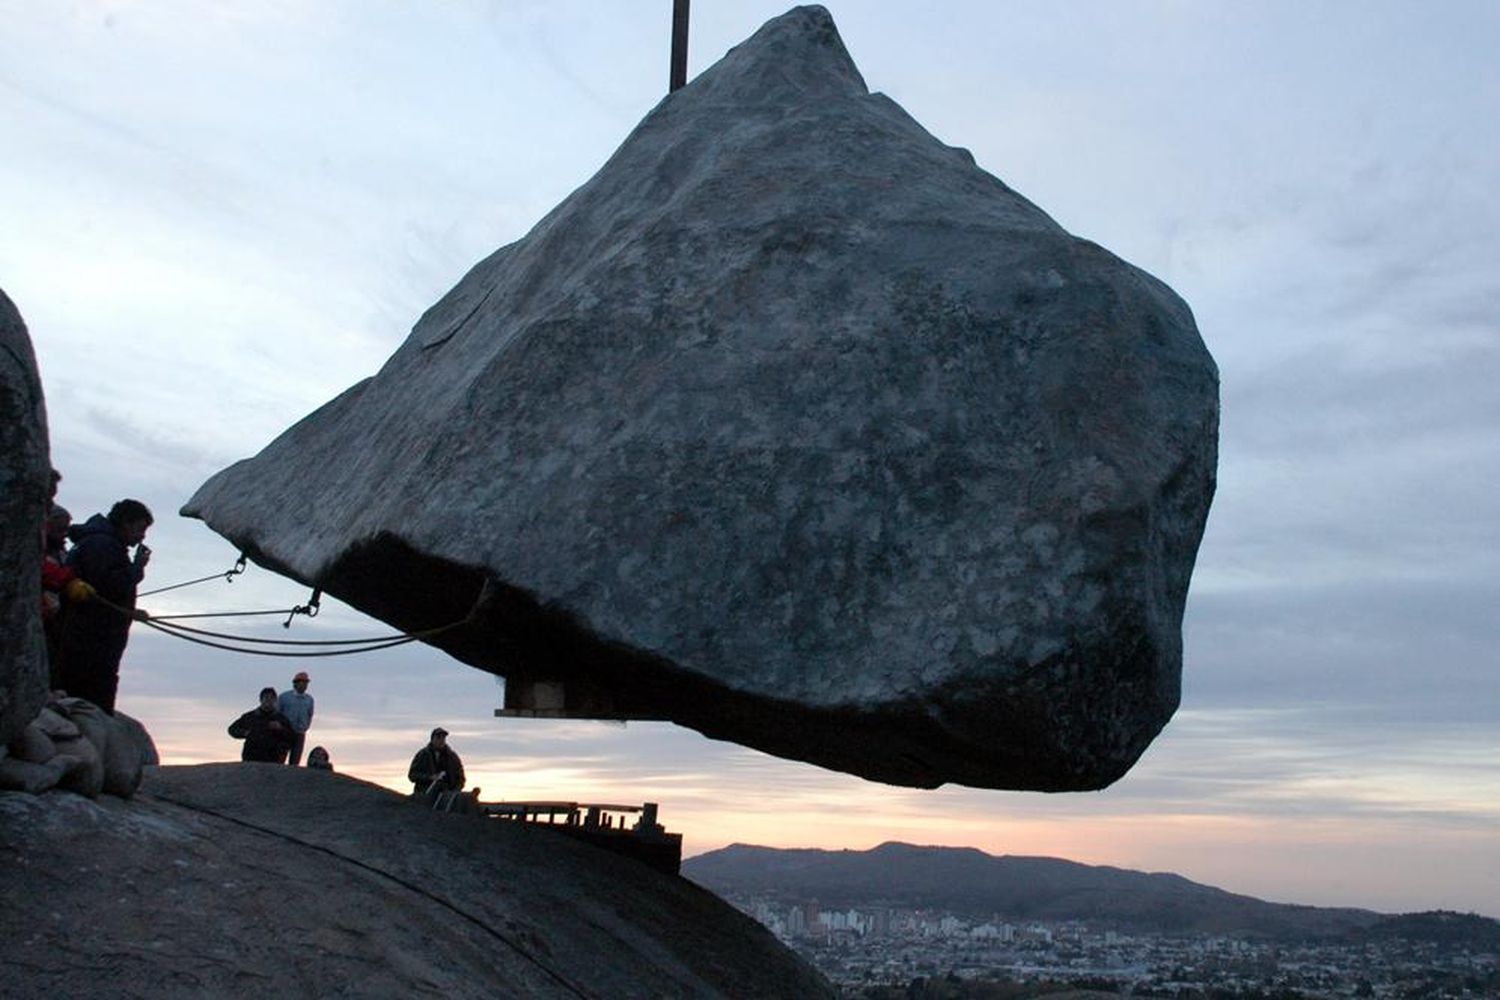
left=480, top=799, right=683, bottom=875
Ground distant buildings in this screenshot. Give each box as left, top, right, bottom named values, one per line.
left=720, top=891, right=1500, bottom=998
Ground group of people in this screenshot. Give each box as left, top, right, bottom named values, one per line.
left=225, top=677, right=464, bottom=802
left=39, top=469, right=154, bottom=716
left=227, top=672, right=327, bottom=768
left=39, top=471, right=468, bottom=798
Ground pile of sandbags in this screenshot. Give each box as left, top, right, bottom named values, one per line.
left=0, top=697, right=158, bottom=799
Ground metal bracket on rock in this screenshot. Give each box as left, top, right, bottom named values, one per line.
left=283, top=588, right=322, bottom=629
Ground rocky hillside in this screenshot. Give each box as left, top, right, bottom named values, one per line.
left=0, top=764, right=833, bottom=998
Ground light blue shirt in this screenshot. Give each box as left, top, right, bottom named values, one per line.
left=277, top=690, right=315, bottom=733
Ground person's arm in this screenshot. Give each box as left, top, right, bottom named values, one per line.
left=228, top=711, right=252, bottom=739
left=408, top=749, right=431, bottom=786
left=450, top=751, right=465, bottom=791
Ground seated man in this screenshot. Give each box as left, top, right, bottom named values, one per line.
left=408, top=727, right=465, bottom=800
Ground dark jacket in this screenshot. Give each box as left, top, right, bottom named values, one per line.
left=229, top=707, right=297, bottom=763
left=58, top=515, right=143, bottom=712
left=65, top=514, right=143, bottom=608
left=408, top=744, right=465, bottom=793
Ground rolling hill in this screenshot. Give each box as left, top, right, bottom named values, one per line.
left=685, top=841, right=1388, bottom=940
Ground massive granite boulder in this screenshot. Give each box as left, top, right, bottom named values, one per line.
left=185, top=6, right=1218, bottom=791
left=0, top=288, right=50, bottom=746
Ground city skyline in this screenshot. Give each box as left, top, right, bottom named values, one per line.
left=4, top=2, right=1496, bottom=917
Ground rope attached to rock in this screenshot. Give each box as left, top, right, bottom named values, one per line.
left=136, top=553, right=248, bottom=597
left=92, top=585, right=474, bottom=659
left=139, top=618, right=435, bottom=657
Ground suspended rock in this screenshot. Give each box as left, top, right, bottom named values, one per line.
left=185, top=5, right=1218, bottom=791
left=0, top=287, right=50, bottom=747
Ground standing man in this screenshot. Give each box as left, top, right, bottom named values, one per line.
left=59, top=499, right=152, bottom=714
left=228, top=687, right=297, bottom=763
left=408, top=727, right=465, bottom=798
left=277, top=671, right=315, bottom=766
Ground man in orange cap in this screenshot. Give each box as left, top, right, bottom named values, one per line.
left=277, top=670, right=315, bottom=766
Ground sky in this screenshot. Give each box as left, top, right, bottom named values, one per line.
left=3, top=1, right=1497, bottom=918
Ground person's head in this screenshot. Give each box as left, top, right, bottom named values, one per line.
left=307, top=746, right=331, bottom=769
left=45, top=506, right=71, bottom=547
left=259, top=686, right=277, bottom=711
left=430, top=726, right=448, bottom=749
left=107, top=499, right=154, bottom=546
left=292, top=671, right=310, bottom=692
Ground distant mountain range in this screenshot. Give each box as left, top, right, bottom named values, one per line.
left=684, top=842, right=1500, bottom=944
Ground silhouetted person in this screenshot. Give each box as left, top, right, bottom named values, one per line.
left=43, top=504, right=70, bottom=562
left=277, top=670, right=315, bottom=766
left=306, top=745, right=333, bottom=771
left=408, top=727, right=464, bottom=798
left=39, top=504, right=89, bottom=687
left=228, top=687, right=296, bottom=763
left=58, top=499, right=152, bottom=714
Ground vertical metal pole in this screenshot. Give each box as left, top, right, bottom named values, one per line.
left=670, top=0, right=690, bottom=92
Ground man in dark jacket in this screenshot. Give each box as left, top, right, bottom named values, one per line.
left=59, top=499, right=153, bottom=714
left=408, top=727, right=465, bottom=796
left=229, top=687, right=297, bottom=763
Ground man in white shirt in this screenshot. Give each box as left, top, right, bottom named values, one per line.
left=277, top=671, right=315, bottom=766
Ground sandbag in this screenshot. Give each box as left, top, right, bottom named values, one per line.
left=101, top=713, right=146, bottom=799
left=52, top=733, right=103, bottom=798
left=58, top=698, right=111, bottom=755
left=34, top=706, right=79, bottom=740
left=8, top=719, right=56, bottom=764
left=0, top=755, right=70, bottom=794
left=113, top=711, right=160, bottom=767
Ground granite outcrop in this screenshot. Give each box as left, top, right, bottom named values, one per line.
left=0, top=288, right=50, bottom=746
left=0, top=764, right=836, bottom=998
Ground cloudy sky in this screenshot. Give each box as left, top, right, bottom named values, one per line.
left=4, top=1, right=1497, bottom=917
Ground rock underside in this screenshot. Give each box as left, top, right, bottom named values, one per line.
left=184, top=6, right=1219, bottom=791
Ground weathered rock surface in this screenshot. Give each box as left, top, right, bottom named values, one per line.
left=0, top=764, right=834, bottom=999
left=185, top=6, right=1218, bottom=791
left=0, top=287, right=49, bottom=746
